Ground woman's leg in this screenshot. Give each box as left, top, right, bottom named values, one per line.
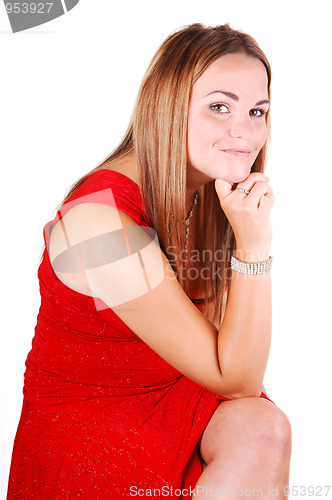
left=194, top=397, right=292, bottom=498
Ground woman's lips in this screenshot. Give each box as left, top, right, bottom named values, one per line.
left=222, top=149, right=251, bottom=158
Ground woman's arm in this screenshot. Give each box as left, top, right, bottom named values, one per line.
left=217, top=266, right=271, bottom=397
left=215, top=172, right=275, bottom=397
left=50, top=173, right=274, bottom=399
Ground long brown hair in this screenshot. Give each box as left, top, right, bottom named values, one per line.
left=55, top=23, right=272, bottom=327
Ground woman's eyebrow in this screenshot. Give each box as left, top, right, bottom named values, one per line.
left=205, top=90, right=239, bottom=101
left=255, top=99, right=270, bottom=106
left=205, top=90, right=270, bottom=106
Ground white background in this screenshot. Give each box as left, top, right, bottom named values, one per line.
left=1, top=0, right=331, bottom=497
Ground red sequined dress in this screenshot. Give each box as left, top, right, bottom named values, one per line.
left=7, top=170, right=272, bottom=499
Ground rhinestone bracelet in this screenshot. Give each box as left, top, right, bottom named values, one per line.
left=230, top=255, right=273, bottom=275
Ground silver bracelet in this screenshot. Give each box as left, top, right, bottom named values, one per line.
left=231, top=255, right=273, bottom=274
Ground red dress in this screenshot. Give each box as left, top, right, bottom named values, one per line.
left=7, top=170, right=272, bottom=499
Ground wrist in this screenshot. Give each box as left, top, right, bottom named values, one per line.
left=234, top=247, right=271, bottom=263
left=231, top=255, right=273, bottom=275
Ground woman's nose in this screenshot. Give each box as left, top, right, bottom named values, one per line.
left=229, top=115, right=254, bottom=139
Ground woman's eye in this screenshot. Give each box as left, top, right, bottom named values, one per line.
left=210, top=103, right=229, bottom=113
left=250, top=108, right=266, bottom=118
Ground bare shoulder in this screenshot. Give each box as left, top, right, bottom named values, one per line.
left=48, top=202, right=139, bottom=296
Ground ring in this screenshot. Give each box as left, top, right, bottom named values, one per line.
left=236, top=188, right=250, bottom=195
left=258, top=194, right=266, bottom=207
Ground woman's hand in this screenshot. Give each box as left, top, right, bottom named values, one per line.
left=215, top=172, right=275, bottom=262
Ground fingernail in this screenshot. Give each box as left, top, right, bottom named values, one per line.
left=216, top=179, right=231, bottom=188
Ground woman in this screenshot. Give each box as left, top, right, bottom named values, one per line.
left=7, top=23, right=291, bottom=498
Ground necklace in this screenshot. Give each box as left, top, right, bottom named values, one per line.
left=170, top=188, right=200, bottom=263
left=170, top=188, right=199, bottom=262
left=184, top=188, right=199, bottom=262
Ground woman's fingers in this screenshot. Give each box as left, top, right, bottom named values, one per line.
left=243, top=181, right=274, bottom=210
left=215, top=173, right=273, bottom=210
left=214, top=172, right=275, bottom=253
left=214, top=179, right=233, bottom=201
left=257, top=191, right=275, bottom=211
left=230, top=174, right=275, bottom=211
left=235, top=172, right=269, bottom=192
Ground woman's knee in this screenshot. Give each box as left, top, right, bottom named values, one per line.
left=199, top=397, right=291, bottom=464
left=254, top=400, right=292, bottom=463
left=266, top=403, right=292, bottom=450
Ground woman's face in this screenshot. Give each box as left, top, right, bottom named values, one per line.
left=187, top=52, right=270, bottom=187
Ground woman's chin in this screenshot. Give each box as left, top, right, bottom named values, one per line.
left=226, top=172, right=251, bottom=185
left=216, top=164, right=253, bottom=185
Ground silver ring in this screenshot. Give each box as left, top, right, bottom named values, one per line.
left=258, top=194, right=266, bottom=206
left=236, top=188, right=250, bottom=195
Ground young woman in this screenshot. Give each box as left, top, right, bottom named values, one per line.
left=7, top=23, right=291, bottom=499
